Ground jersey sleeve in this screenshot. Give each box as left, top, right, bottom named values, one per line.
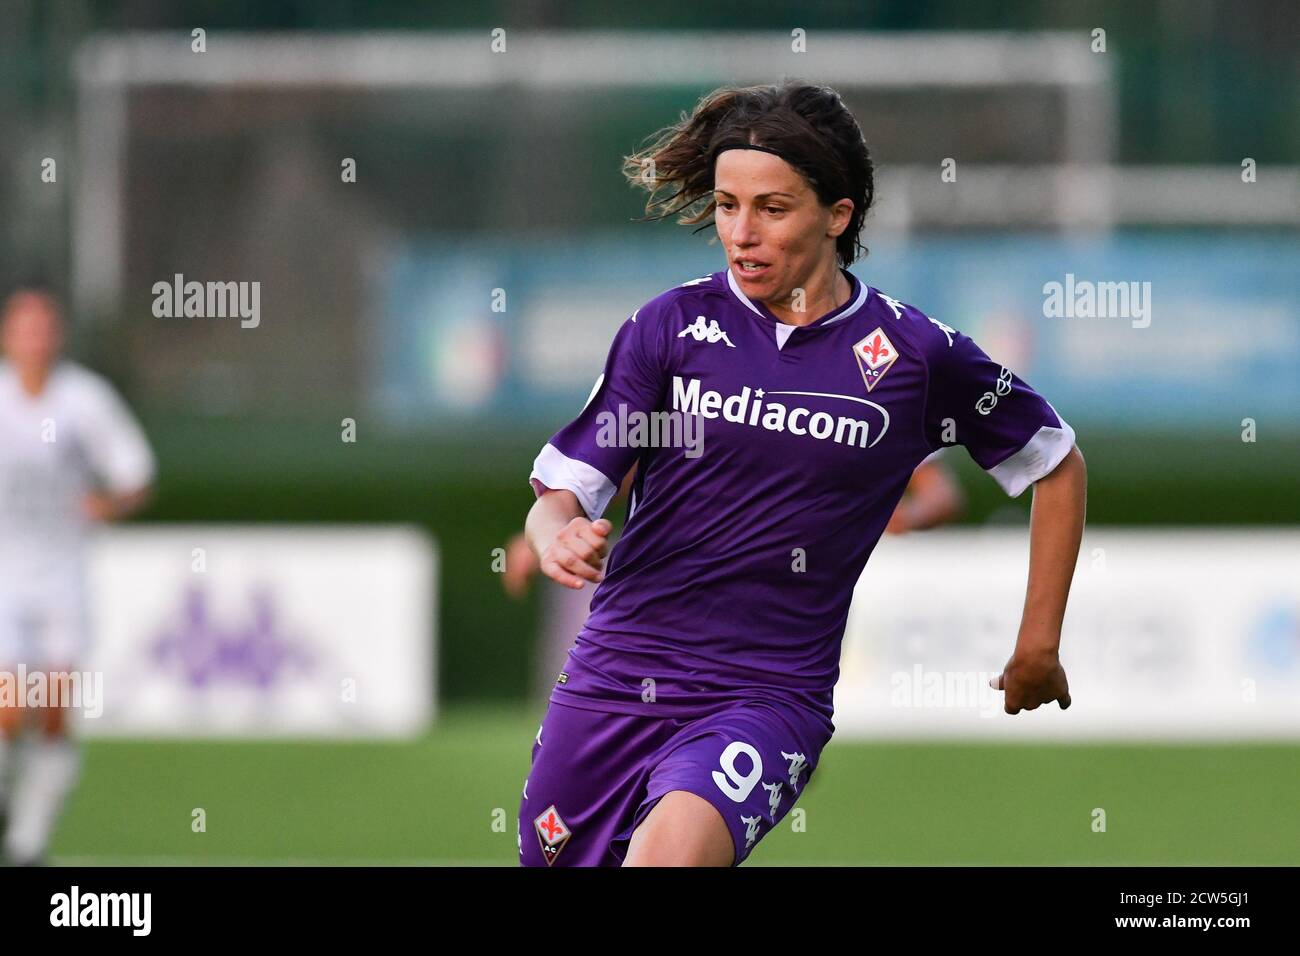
left=922, top=321, right=1075, bottom=498
left=529, top=300, right=672, bottom=521
left=79, top=376, right=157, bottom=494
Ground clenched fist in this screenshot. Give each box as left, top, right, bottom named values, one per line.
left=989, top=649, right=1072, bottom=715
left=540, top=517, right=613, bottom=590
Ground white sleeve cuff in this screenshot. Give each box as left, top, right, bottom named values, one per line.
left=529, top=443, right=618, bottom=522
left=986, top=409, right=1077, bottom=498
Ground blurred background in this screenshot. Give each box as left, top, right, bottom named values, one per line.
left=1, top=0, right=1297, bottom=864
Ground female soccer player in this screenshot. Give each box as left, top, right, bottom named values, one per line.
left=0, top=286, right=156, bottom=865
left=518, top=81, right=1086, bottom=867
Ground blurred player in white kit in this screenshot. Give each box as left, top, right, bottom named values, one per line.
left=0, top=286, right=156, bottom=865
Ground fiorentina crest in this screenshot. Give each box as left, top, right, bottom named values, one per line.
left=533, top=804, right=571, bottom=865
left=852, top=327, right=898, bottom=392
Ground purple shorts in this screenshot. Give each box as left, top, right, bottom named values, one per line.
left=517, top=697, right=831, bottom=866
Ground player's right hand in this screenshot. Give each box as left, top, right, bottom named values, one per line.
left=540, top=517, right=612, bottom=590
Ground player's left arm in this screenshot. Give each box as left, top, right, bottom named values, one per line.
left=918, top=313, right=1084, bottom=714
left=993, top=445, right=1085, bottom=713
left=79, top=374, right=157, bottom=523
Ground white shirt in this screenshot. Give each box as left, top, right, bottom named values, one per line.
left=0, top=360, right=155, bottom=595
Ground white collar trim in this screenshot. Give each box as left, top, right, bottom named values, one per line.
left=823, top=276, right=870, bottom=324
left=726, top=267, right=766, bottom=317
left=725, top=266, right=869, bottom=326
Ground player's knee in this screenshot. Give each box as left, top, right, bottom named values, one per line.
left=0, top=674, right=25, bottom=736
left=0, top=701, right=23, bottom=738
left=40, top=703, right=70, bottom=737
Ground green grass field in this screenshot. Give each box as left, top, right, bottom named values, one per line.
left=51, top=705, right=1300, bottom=866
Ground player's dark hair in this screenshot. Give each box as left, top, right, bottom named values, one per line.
left=622, top=79, right=874, bottom=268
left=2, top=279, right=63, bottom=318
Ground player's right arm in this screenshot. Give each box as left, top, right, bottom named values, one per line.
left=525, top=491, right=613, bottom=590
left=525, top=294, right=672, bottom=588
left=505, top=462, right=637, bottom=597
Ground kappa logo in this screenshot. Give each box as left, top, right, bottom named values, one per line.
left=976, top=367, right=1014, bottom=415
left=852, top=327, right=898, bottom=392
left=781, top=751, right=808, bottom=788
left=679, top=315, right=736, bottom=347
left=741, top=813, right=763, bottom=851
left=762, top=780, right=783, bottom=821
left=534, top=804, right=572, bottom=866
left=928, top=315, right=956, bottom=347
left=879, top=292, right=907, bottom=321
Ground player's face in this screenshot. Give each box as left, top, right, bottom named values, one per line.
left=713, top=149, right=852, bottom=303
left=1, top=293, right=64, bottom=372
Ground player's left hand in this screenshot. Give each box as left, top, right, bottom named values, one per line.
left=989, top=648, right=1071, bottom=715
left=80, top=492, right=117, bottom=522
left=501, top=531, right=540, bottom=598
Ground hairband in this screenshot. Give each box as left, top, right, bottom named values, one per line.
left=712, top=142, right=790, bottom=163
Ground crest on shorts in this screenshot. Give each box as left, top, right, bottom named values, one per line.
left=534, top=804, right=571, bottom=865
left=853, top=327, right=898, bottom=393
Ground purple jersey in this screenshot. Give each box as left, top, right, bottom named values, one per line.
left=529, top=266, right=1075, bottom=728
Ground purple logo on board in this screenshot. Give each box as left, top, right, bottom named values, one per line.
left=152, top=585, right=314, bottom=687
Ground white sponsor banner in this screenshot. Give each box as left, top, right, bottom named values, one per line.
left=835, top=529, right=1300, bottom=739
left=80, top=525, right=436, bottom=739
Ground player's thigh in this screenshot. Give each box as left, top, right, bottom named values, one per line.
left=629, top=702, right=830, bottom=866
left=38, top=597, right=88, bottom=676
left=27, top=601, right=86, bottom=737
left=622, top=789, right=733, bottom=866
left=517, top=700, right=672, bottom=867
